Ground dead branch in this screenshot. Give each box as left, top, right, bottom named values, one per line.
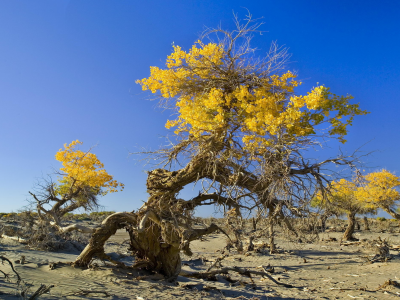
left=206, top=255, right=228, bottom=272
left=1, top=234, right=28, bottom=244
left=64, top=289, right=110, bottom=297
left=0, top=256, right=21, bottom=284
left=183, top=265, right=294, bottom=288
left=28, top=284, right=55, bottom=300
left=49, top=222, right=95, bottom=234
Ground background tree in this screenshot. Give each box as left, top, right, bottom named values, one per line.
left=29, top=140, right=124, bottom=233
left=356, top=169, right=400, bottom=220
left=74, top=15, right=367, bottom=279
left=313, top=177, right=376, bottom=240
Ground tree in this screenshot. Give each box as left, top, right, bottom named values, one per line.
left=29, top=140, right=124, bottom=233
left=313, top=177, right=376, bottom=240
left=356, top=169, right=400, bottom=220
left=74, top=15, right=367, bottom=279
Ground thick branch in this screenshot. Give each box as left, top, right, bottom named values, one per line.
left=49, top=222, right=95, bottom=234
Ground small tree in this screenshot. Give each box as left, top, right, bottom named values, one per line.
left=29, top=140, right=124, bottom=233
left=313, top=178, right=376, bottom=240
left=356, top=169, right=400, bottom=220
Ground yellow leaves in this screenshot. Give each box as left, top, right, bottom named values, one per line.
left=357, top=170, right=400, bottom=207
left=55, top=140, right=124, bottom=195
left=315, top=170, right=400, bottom=215
left=136, top=41, right=224, bottom=99
left=137, top=39, right=368, bottom=152
left=314, top=178, right=373, bottom=215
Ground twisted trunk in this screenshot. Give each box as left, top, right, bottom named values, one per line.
left=74, top=212, right=137, bottom=267
left=343, top=212, right=356, bottom=241
left=74, top=152, right=228, bottom=279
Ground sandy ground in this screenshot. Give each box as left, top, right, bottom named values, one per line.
left=1, top=224, right=400, bottom=299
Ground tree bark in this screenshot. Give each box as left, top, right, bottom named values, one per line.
left=363, top=216, right=370, bottom=230
left=320, top=214, right=329, bottom=232
left=343, top=212, right=357, bottom=241
left=381, top=206, right=400, bottom=220
left=268, top=221, right=276, bottom=253
left=73, top=212, right=137, bottom=267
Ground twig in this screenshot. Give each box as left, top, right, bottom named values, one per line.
left=206, top=255, right=227, bottom=272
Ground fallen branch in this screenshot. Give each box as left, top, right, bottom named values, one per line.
left=28, top=284, right=55, bottom=300
left=1, top=234, right=28, bottom=244
left=340, top=241, right=361, bottom=246
left=182, top=265, right=294, bottom=288
left=50, top=222, right=95, bottom=234
left=390, top=245, right=400, bottom=250
left=206, top=255, right=228, bottom=272
left=0, top=256, right=21, bottom=284
left=65, top=289, right=110, bottom=297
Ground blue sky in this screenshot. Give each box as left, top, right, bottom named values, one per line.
left=1, top=0, right=399, bottom=217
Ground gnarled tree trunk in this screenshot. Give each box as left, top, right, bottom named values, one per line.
left=343, top=212, right=356, bottom=241
left=73, top=162, right=228, bottom=280
left=74, top=212, right=138, bottom=267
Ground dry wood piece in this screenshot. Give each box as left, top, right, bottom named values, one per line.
left=49, top=262, right=58, bottom=270
left=376, top=279, right=400, bottom=291
left=206, top=255, right=227, bottom=272
left=0, top=255, right=22, bottom=284
left=28, top=284, right=55, bottom=300
left=1, top=234, right=28, bottom=244
left=50, top=222, right=95, bottom=233
left=65, top=289, right=110, bottom=297
left=183, top=265, right=294, bottom=288
left=340, top=241, right=361, bottom=246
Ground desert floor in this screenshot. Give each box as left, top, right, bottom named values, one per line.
left=1, top=221, right=400, bottom=299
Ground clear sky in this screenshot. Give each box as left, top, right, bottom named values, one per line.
left=1, top=0, right=399, bottom=216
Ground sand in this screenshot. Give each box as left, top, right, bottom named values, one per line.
left=1, top=222, right=400, bottom=299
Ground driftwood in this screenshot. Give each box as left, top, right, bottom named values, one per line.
left=182, top=265, right=294, bottom=288
left=1, top=234, right=28, bottom=244
left=49, top=222, right=95, bottom=234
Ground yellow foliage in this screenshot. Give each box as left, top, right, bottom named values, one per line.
left=137, top=40, right=368, bottom=148
left=313, top=178, right=375, bottom=215
left=356, top=169, right=400, bottom=208
left=55, top=140, right=124, bottom=195
left=314, top=170, right=400, bottom=215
